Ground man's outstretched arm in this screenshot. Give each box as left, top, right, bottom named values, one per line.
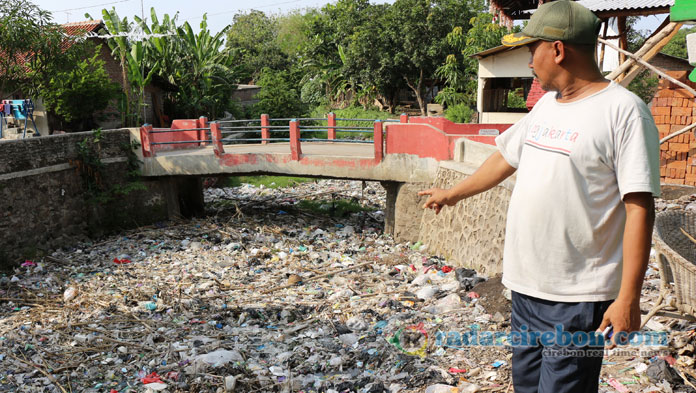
left=599, top=192, right=655, bottom=344
left=418, top=151, right=516, bottom=214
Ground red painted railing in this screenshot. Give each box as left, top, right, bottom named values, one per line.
left=140, top=116, right=210, bottom=157
left=139, top=113, right=400, bottom=162
left=139, top=113, right=512, bottom=163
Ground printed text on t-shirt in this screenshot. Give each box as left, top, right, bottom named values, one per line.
left=524, top=124, right=580, bottom=157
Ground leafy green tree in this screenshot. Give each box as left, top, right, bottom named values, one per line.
left=383, top=0, right=480, bottom=115
left=36, top=44, right=120, bottom=131
left=226, top=11, right=288, bottom=82
left=435, top=13, right=512, bottom=109
left=98, top=7, right=240, bottom=120
left=276, top=10, right=315, bottom=59
left=661, top=26, right=696, bottom=59
left=0, top=0, right=66, bottom=98
left=251, top=68, right=306, bottom=118
left=299, top=0, right=369, bottom=108
left=620, top=17, right=660, bottom=104
left=133, top=9, right=180, bottom=86
left=445, top=103, right=475, bottom=123
left=343, top=3, right=401, bottom=111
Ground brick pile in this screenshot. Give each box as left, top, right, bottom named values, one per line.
left=650, top=71, right=696, bottom=186
left=525, top=78, right=546, bottom=111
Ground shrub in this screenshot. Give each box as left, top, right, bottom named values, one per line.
left=444, top=103, right=475, bottom=123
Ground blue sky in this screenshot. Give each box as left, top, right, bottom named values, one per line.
left=34, top=0, right=371, bottom=33
left=34, top=0, right=664, bottom=35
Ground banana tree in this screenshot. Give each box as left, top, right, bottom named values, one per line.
left=125, top=40, right=160, bottom=125
left=134, top=9, right=180, bottom=85
left=173, top=17, right=237, bottom=118
left=92, top=8, right=159, bottom=126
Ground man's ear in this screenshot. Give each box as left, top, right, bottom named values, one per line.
left=551, top=41, right=565, bottom=64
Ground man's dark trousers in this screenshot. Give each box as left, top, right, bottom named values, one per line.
left=511, top=291, right=612, bottom=393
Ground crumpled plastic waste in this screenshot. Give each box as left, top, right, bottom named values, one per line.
left=1, top=179, right=689, bottom=392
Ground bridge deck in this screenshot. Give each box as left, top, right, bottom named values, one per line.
left=142, top=141, right=418, bottom=181
left=154, top=142, right=375, bottom=158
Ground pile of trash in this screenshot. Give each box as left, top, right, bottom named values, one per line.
left=655, top=189, right=696, bottom=212
left=0, top=179, right=694, bottom=393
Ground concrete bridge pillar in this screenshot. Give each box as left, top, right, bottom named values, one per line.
left=381, top=181, right=429, bottom=243
left=163, top=176, right=205, bottom=219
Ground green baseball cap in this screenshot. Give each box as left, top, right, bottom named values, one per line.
left=502, top=0, right=601, bottom=47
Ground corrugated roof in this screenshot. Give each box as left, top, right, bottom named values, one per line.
left=492, top=0, right=673, bottom=20
left=577, top=0, right=673, bottom=12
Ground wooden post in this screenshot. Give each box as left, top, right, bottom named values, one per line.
left=400, top=113, right=409, bottom=123
left=374, top=120, right=383, bottom=164
left=261, top=114, right=270, bottom=145
left=210, top=122, right=224, bottom=157
left=140, top=124, right=154, bottom=157
left=289, top=119, right=302, bottom=161
left=617, top=16, right=627, bottom=79
left=599, top=20, right=608, bottom=70
left=327, top=112, right=336, bottom=140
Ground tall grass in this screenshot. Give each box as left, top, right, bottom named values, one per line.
left=224, top=176, right=314, bottom=188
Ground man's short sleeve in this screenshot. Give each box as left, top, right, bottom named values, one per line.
left=495, top=114, right=530, bottom=168
left=615, top=114, right=661, bottom=198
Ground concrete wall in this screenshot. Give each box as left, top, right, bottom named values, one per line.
left=418, top=161, right=513, bottom=276
left=384, top=138, right=514, bottom=275
left=479, top=112, right=527, bottom=124
left=0, top=129, right=175, bottom=267
left=382, top=181, right=429, bottom=243
left=477, top=47, right=533, bottom=78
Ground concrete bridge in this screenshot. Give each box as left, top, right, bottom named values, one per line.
left=134, top=114, right=515, bottom=274
left=138, top=114, right=509, bottom=183
left=0, top=115, right=515, bottom=274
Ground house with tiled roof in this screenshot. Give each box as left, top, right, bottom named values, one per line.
left=2, top=20, right=171, bottom=135
left=59, top=20, right=172, bottom=130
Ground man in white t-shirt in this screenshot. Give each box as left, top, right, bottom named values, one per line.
left=419, top=1, right=660, bottom=392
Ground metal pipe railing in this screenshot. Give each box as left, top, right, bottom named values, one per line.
left=299, top=138, right=372, bottom=143
left=151, top=140, right=213, bottom=145
left=142, top=113, right=402, bottom=161
left=217, top=119, right=262, bottom=123
left=335, top=118, right=385, bottom=121
left=304, top=129, right=373, bottom=133
left=149, top=127, right=210, bottom=134
left=221, top=125, right=289, bottom=130
left=269, top=117, right=326, bottom=121
left=221, top=138, right=291, bottom=142
left=299, top=125, right=373, bottom=130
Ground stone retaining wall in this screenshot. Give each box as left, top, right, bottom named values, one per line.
left=418, top=161, right=513, bottom=276
left=415, top=139, right=515, bottom=275
left=0, top=130, right=170, bottom=268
